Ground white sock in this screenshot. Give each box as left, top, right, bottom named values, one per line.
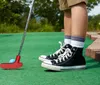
left=64, top=35, right=71, bottom=44
left=64, top=39, right=71, bottom=44
left=71, top=36, right=85, bottom=48
left=71, top=40, right=84, bottom=48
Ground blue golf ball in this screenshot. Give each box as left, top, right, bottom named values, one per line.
left=9, top=59, right=15, bottom=63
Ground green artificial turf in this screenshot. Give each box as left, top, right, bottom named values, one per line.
left=0, top=32, right=100, bottom=85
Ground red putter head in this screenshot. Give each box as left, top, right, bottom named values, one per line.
left=0, top=55, right=23, bottom=70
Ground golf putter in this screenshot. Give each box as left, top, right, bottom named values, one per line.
left=0, top=0, right=35, bottom=69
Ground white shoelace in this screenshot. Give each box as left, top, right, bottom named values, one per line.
left=49, top=41, right=64, bottom=57
left=54, top=48, right=72, bottom=63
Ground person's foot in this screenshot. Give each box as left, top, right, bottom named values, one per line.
left=39, top=43, right=71, bottom=62
left=41, top=45, right=86, bottom=71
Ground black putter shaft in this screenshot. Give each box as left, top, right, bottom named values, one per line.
left=18, top=0, right=34, bottom=56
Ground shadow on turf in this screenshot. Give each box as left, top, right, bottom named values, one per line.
left=45, top=70, right=60, bottom=72
left=44, top=68, right=87, bottom=72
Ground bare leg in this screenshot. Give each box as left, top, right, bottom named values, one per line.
left=71, top=3, right=88, bottom=38
left=64, top=11, right=71, bottom=36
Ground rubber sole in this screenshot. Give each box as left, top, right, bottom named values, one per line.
left=41, top=62, right=86, bottom=71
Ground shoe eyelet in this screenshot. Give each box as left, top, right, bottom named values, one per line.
left=65, top=45, right=68, bottom=47
left=73, top=48, right=76, bottom=51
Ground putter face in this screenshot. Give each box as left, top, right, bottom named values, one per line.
left=0, top=62, right=23, bottom=70
left=0, top=55, right=23, bottom=70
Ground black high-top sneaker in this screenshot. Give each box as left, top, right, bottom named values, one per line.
left=41, top=45, right=86, bottom=71
left=39, top=44, right=72, bottom=62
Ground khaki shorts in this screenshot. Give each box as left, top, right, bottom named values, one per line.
left=58, top=0, right=87, bottom=11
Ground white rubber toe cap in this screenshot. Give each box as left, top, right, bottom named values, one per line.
left=39, top=55, right=47, bottom=62
left=43, top=60, right=52, bottom=65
